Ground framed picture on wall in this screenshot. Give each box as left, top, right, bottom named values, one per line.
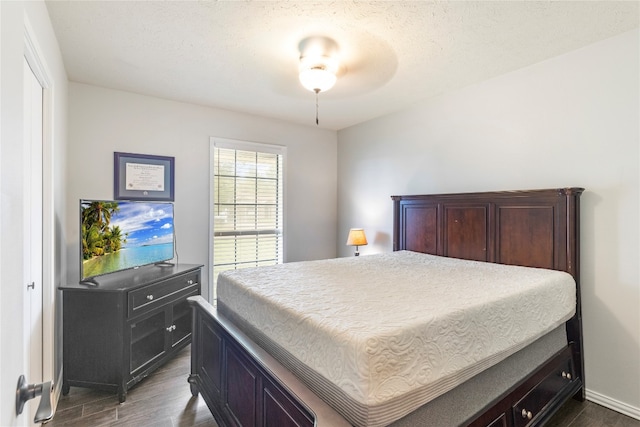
left=114, top=152, right=175, bottom=201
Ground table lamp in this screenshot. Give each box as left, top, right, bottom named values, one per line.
left=346, top=228, right=368, bottom=256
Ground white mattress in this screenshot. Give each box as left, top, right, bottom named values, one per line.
left=217, top=251, right=576, bottom=427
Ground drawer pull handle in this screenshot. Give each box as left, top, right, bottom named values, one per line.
left=562, top=371, right=572, bottom=380
left=146, top=295, right=154, bottom=301
left=521, top=409, right=532, bottom=420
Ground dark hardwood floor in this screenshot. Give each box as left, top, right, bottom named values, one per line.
left=46, top=347, right=217, bottom=427
left=546, top=397, right=640, bottom=427
left=46, top=347, right=639, bottom=427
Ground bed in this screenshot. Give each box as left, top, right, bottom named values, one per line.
left=188, top=187, right=585, bottom=427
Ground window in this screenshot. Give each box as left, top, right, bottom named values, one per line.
left=211, top=138, right=284, bottom=297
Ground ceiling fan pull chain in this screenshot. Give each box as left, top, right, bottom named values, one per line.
left=315, top=89, right=320, bottom=125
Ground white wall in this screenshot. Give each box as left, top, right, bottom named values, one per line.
left=337, top=29, right=640, bottom=417
left=0, top=0, right=68, bottom=424
left=66, top=83, right=338, bottom=300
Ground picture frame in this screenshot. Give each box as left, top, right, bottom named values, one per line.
left=114, top=152, right=175, bottom=201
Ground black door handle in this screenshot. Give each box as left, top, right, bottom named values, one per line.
left=15, top=375, right=55, bottom=423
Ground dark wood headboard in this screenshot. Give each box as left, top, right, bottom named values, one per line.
left=392, top=188, right=583, bottom=278
left=391, top=187, right=585, bottom=399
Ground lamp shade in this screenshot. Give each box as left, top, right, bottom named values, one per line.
left=346, top=228, right=368, bottom=246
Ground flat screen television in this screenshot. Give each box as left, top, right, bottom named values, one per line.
left=80, top=199, right=175, bottom=283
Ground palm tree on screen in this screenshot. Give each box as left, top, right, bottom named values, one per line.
left=82, top=201, right=124, bottom=260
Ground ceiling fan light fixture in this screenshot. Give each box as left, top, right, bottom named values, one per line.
left=299, top=64, right=337, bottom=93
left=298, top=36, right=340, bottom=125
left=298, top=37, right=340, bottom=93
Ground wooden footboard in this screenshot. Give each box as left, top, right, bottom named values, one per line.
left=187, top=295, right=351, bottom=427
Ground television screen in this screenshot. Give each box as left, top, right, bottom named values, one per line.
left=80, top=199, right=174, bottom=282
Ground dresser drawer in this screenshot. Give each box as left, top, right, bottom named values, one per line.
left=128, top=271, right=199, bottom=318
left=512, top=354, right=575, bottom=427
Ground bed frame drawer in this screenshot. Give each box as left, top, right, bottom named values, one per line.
left=466, top=344, right=582, bottom=427
left=512, top=353, right=576, bottom=427
left=128, top=270, right=199, bottom=318
left=486, top=413, right=507, bottom=427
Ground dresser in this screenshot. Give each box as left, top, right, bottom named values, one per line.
left=60, top=263, right=203, bottom=402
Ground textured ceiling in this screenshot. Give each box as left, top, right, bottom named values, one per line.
left=46, top=1, right=639, bottom=130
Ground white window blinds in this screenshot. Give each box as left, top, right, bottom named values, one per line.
left=212, top=140, right=284, bottom=291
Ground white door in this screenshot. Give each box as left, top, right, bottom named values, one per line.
left=22, top=56, right=44, bottom=426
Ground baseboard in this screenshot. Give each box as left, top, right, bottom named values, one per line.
left=586, top=388, right=640, bottom=420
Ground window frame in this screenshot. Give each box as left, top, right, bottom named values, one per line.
left=209, top=137, right=287, bottom=301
